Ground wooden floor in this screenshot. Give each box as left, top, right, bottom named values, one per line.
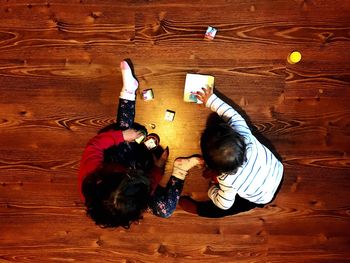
left=1, top=1, right=349, bottom=262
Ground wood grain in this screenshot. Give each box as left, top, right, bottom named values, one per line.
left=0, top=1, right=350, bottom=262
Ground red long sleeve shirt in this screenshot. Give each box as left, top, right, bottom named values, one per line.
left=78, top=130, right=162, bottom=201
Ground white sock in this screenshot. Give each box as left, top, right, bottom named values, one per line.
left=172, top=156, right=203, bottom=180
left=119, top=61, right=138, bottom=101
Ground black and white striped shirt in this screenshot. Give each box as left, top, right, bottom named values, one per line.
left=206, top=94, right=284, bottom=209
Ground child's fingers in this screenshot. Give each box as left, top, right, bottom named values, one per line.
left=135, top=129, right=142, bottom=134
left=204, top=85, right=214, bottom=95
left=195, top=94, right=203, bottom=102
left=160, top=146, right=169, bottom=160
left=153, top=147, right=169, bottom=168
left=201, top=87, right=208, bottom=94
left=195, top=90, right=206, bottom=102
left=195, top=90, right=204, bottom=96
left=132, top=130, right=144, bottom=141
left=135, top=130, right=143, bottom=137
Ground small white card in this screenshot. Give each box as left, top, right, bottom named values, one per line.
left=142, top=89, right=154, bottom=101
left=204, top=26, right=217, bottom=40
left=144, top=138, right=157, bottom=150
left=164, top=110, right=175, bottom=122
left=135, top=134, right=145, bottom=144
left=184, top=73, right=214, bottom=103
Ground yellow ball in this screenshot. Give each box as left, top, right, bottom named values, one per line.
left=288, top=51, right=302, bottom=64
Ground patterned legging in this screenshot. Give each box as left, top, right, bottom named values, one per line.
left=116, top=99, right=184, bottom=218
left=116, top=99, right=135, bottom=130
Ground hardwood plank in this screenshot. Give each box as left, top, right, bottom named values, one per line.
left=1, top=0, right=349, bottom=262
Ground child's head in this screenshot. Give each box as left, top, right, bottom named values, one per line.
left=103, top=142, right=154, bottom=171
left=83, top=141, right=154, bottom=229
left=82, top=167, right=151, bottom=228
left=201, top=123, right=247, bottom=173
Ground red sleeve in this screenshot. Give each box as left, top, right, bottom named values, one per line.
left=149, top=166, right=163, bottom=195
left=78, top=130, right=124, bottom=200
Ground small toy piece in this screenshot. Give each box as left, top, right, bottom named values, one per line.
left=144, top=133, right=160, bottom=150
left=141, top=89, right=154, bottom=101
left=144, top=137, right=157, bottom=150
left=288, top=51, right=302, bottom=64
left=204, top=26, right=217, bottom=40
left=164, top=110, right=175, bottom=122
left=135, top=134, right=145, bottom=144
left=135, top=130, right=147, bottom=144
left=148, top=123, right=156, bottom=129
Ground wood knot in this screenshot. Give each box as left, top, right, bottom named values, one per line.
left=202, top=246, right=212, bottom=255
left=239, top=96, right=249, bottom=106
left=157, top=244, right=167, bottom=254
left=96, top=238, right=104, bottom=247
left=90, top=11, right=102, bottom=19
left=215, top=228, right=222, bottom=234
left=256, top=230, right=267, bottom=236
left=310, top=200, right=323, bottom=208
left=320, top=32, right=333, bottom=44
left=318, top=233, right=328, bottom=242
left=277, top=92, right=285, bottom=104
left=158, top=11, right=167, bottom=20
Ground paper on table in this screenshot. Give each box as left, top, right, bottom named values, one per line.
left=184, top=73, right=214, bottom=103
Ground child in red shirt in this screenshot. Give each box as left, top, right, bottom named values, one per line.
left=79, top=60, right=202, bottom=228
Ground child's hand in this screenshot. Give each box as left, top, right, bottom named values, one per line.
left=195, top=86, right=213, bottom=105
left=153, top=147, right=169, bottom=168
left=122, top=129, right=143, bottom=142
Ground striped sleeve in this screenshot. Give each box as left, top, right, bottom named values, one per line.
left=208, top=184, right=236, bottom=210
left=206, top=94, right=251, bottom=135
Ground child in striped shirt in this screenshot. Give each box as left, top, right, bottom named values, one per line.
left=179, top=87, right=284, bottom=218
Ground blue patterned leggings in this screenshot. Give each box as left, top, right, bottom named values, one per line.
left=116, top=99, right=135, bottom=129
left=116, top=99, right=184, bottom=218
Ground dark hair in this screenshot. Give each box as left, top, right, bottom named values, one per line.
left=82, top=167, right=151, bottom=228
left=83, top=141, right=154, bottom=228
left=103, top=142, right=154, bottom=171
left=200, top=123, right=247, bottom=173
